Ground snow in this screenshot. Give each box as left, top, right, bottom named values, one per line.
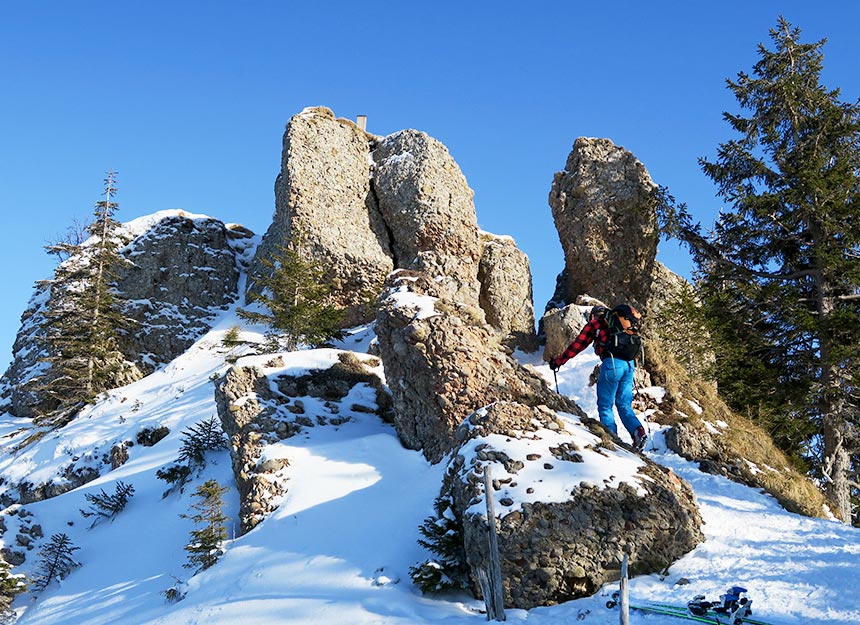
left=384, top=284, right=440, bottom=320
left=2, top=307, right=860, bottom=625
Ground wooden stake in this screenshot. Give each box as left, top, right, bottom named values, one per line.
left=483, top=466, right=506, bottom=621
left=619, top=552, right=630, bottom=625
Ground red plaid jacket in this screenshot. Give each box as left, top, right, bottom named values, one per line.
left=553, top=318, right=609, bottom=366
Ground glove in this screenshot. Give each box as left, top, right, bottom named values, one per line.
left=548, top=358, right=560, bottom=371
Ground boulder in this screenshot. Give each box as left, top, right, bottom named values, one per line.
left=548, top=137, right=659, bottom=311
left=478, top=233, right=538, bottom=353
left=541, top=303, right=588, bottom=362
left=449, top=402, right=703, bottom=609
left=250, top=107, right=394, bottom=327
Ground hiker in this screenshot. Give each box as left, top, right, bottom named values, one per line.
left=549, top=304, right=647, bottom=450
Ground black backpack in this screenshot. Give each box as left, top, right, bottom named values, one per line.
left=601, top=304, right=642, bottom=361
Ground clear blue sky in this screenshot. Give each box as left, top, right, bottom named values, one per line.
left=2, top=1, right=859, bottom=370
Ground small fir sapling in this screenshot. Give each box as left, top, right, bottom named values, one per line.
left=80, top=481, right=135, bottom=526
left=182, top=480, right=229, bottom=572
left=177, top=416, right=228, bottom=467
left=32, top=533, right=81, bottom=592
left=409, top=490, right=468, bottom=594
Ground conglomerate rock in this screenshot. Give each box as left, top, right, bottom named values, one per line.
left=548, top=137, right=659, bottom=311
left=449, top=402, right=704, bottom=609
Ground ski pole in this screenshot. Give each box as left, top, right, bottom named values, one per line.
left=553, top=369, right=559, bottom=393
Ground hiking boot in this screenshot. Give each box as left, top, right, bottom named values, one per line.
left=633, top=426, right=647, bottom=451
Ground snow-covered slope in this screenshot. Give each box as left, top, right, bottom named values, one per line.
left=1, top=309, right=859, bottom=625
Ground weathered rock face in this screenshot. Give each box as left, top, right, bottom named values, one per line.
left=214, top=351, right=392, bottom=533
left=373, top=130, right=482, bottom=309
left=449, top=402, right=703, bottom=609
left=549, top=137, right=659, bottom=311
left=117, top=214, right=250, bottom=365
left=0, top=212, right=250, bottom=418
left=374, top=270, right=579, bottom=465
left=478, top=233, right=538, bottom=352
left=251, top=107, right=394, bottom=327
left=250, top=109, right=544, bottom=343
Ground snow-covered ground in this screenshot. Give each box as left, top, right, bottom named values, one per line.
left=2, top=307, right=859, bottom=625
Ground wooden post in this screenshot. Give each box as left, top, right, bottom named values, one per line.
left=356, top=115, right=367, bottom=131
left=483, top=466, right=506, bottom=621
left=619, top=552, right=630, bottom=625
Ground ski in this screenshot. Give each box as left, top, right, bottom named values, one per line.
left=607, top=599, right=734, bottom=624
left=634, top=601, right=773, bottom=625
left=630, top=603, right=732, bottom=624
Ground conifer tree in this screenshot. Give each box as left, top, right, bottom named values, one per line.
left=240, top=245, right=345, bottom=351
left=659, top=18, right=860, bottom=522
left=177, top=416, right=229, bottom=467
left=80, top=481, right=135, bottom=526
left=39, top=171, right=133, bottom=421
left=32, top=533, right=81, bottom=592
left=409, top=491, right=468, bottom=594
left=183, top=480, right=229, bottom=572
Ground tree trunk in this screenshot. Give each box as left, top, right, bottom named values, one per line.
left=822, top=411, right=852, bottom=523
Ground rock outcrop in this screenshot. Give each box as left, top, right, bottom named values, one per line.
left=373, top=130, right=483, bottom=310
left=374, top=270, right=578, bottom=465
left=548, top=137, right=659, bottom=311
left=118, top=213, right=252, bottom=365
left=478, top=233, right=539, bottom=352
left=249, top=107, right=537, bottom=351
left=450, top=402, right=703, bottom=609
left=214, top=351, right=392, bottom=533
left=251, top=107, right=393, bottom=327
left=1, top=211, right=251, bottom=418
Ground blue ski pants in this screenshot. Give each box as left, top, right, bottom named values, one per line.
left=596, top=356, right=642, bottom=438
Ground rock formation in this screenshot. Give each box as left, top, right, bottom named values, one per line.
left=1, top=211, right=252, bottom=418
left=450, top=402, right=703, bottom=608
left=118, top=213, right=252, bottom=365
left=373, top=129, right=483, bottom=310
left=251, top=107, right=393, bottom=328
left=214, top=351, right=392, bottom=533
left=249, top=107, right=537, bottom=351
left=374, top=270, right=578, bottom=465
left=548, top=137, right=659, bottom=311
left=478, top=233, right=539, bottom=352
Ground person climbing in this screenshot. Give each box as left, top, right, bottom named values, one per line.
left=549, top=304, right=647, bottom=451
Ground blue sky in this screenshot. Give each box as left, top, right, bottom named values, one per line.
left=2, top=1, right=859, bottom=369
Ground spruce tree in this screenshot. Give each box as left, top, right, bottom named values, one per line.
left=409, top=491, right=468, bottom=594
left=183, top=480, right=229, bottom=572
left=32, top=533, right=81, bottom=592
left=39, top=171, right=133, bottom=421
left=177, top=416, right=228, bottom=467
left=80, top=481, right=135, bottom=526
left=659, top=18, right=860, bottom=522
left=240, top=245, right=345, bottom=351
